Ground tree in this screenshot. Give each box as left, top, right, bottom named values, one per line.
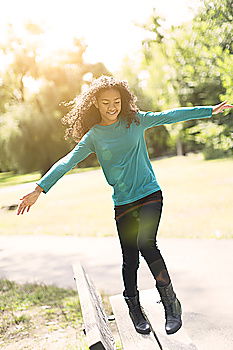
left=0, top=24, right=110, bottom=174
left=171, top=0, right=233, bottom=158
left=137, top=0, right=233, bottom=158
left=118, top=55, right=171, bottom=159
left=135, top=10, right=186, bottom=156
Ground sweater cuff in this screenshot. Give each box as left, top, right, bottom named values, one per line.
left=35, top=183, right=47, bottom=194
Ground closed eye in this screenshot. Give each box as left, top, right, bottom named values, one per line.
left=102, top=101, right=120, bottom=105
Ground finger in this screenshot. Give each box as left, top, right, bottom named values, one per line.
left=22, top=193, right=31, bottom=198
left=216, top=101, right=227, bottom=110
left=220, top=100, right=228, bottom=105
left=220, top=106, right=233, bottom=112
left=17, top=203, right=23, bottom=215
left=27, top=206, right=31, bottom=212
left=20, top=195, right=28, bottom=200
left=21, top=206, right=26, bottom=215
left=20, top=193, right=31, bottom=200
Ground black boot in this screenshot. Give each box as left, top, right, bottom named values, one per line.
left=124, top=291, right=151, bottom=334
left=156, top=282, right=182, bottom=335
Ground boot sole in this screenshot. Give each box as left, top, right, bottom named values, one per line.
left=166, top=321, right=182, bottom=335
left=136, top=327, right=151, bottom=335
left=128, top=309, right=151, bottom=335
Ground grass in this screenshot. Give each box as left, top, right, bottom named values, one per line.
left=0, top=153, right=232, bottom=238
left=0, top=166, right=99, bottom=188
left=0, top=279, right=121, bottom=350
left=0, top=172, right=40, bottom=188
left=0, top=279, right=84, bottom=348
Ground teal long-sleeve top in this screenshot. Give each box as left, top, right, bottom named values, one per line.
left=36, top=106, right=213, bottom=206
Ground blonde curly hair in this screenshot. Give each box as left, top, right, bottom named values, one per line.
left=61, top=75, right=140, bottom=142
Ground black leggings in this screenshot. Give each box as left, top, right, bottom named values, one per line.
left=114, top=190, right=171, bottom=297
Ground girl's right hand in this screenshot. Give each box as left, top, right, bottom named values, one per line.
left=17, top=189, right=42, bottom=215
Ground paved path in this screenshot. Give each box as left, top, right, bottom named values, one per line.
left=0, top=235, right=233, bottom=349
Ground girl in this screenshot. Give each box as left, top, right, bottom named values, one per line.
left=17, top=75, right=232, bottom=335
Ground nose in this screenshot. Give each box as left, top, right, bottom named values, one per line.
left=108, top=103, right=116, bottom=111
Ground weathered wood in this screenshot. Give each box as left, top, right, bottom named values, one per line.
left=73, top=263, right=115, bottom=350
left=110, top=294, right=161, bottom=350
left=73, top=261, right=197, bottom=350
left=140, top=288, right=198, bottom=350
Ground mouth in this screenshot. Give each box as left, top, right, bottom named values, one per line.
left=107, top=111, right=117, bottom=115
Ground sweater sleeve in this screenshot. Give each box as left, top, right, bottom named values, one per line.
left=36, top=131, right=95, bottom=193
left=137, top=106, right=213, bottom=129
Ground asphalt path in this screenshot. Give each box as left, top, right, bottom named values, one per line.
left=0, top=235, right=232, bottom=349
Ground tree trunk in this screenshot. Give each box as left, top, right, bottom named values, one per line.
left=176, top=137, right=184, bottom=156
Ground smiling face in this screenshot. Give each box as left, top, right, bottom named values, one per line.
left=94, top=88, right=122, bottom=126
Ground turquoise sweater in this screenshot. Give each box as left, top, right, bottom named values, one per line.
left=36, top=106, right=213, bottom=205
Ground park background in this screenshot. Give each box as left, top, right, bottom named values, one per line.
left=0, top=0, right=232, bottom=349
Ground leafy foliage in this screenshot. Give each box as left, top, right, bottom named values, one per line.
left=0, top=25, right=109, bottom=174
left=120, top=0, right=232, bottom=159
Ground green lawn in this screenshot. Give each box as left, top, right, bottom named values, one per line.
left=0, top=166, right=98, bottom=188
left=0, top=278, right=120, bottom=349
left=0, top=153, right=232, bottom=238
left=0, top=279, right=82, bottom=348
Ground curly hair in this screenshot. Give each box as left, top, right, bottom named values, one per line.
left=61, top=75, right=140, bottom=142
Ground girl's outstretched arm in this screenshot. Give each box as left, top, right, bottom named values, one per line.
left=138, top=101, right=233, bottom=130
left=17, top=131, right=95, bottom=215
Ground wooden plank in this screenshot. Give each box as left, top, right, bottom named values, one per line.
left=110, top=294, right=161, bottom=350
left=140, top=289, right=198, bottom=350
left=73, top=263, right=115, bottom=350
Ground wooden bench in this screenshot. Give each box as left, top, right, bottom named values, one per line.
left=72, top=262, right=197, bottom=350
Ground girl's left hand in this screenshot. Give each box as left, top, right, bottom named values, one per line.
left=212, top=101, right=233, bottom=115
